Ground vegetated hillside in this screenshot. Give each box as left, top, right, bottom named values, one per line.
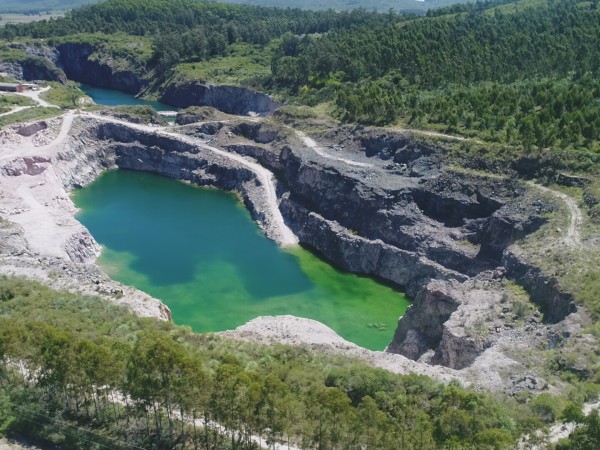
left=0, top=276, right=548, bottom=449
left=2, top=0, right=598, bottom=166
left=271, top=0, right=600, bottom=153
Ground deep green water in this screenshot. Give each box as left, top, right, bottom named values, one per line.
left=80, top=83, right=173, bottom=111
left=73, top=170, right=409, bottom=350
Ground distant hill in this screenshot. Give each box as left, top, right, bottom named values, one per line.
left=0, top=0, right=469, bottom=14
left=0, top=0, right=95, bottom=14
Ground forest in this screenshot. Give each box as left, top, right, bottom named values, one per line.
left=0, top=0, right=469, bottom=15
left=2, top=0, right=599, bottom=153
left=0, top=276, right=557, bottom=449
left=271, top=0, right=600, bottom=151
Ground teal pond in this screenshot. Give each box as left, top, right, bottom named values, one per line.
left=73, top=170, right=409, bottom=351
left=80, top=83, right=174, bottom=111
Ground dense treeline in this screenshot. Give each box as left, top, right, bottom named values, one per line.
left=3, top=0, right=600, bottom=151
left=0, top=276, right=544, bottom=449
left=425, top=0, right=518, bottom=17
left=2, top=0, right=379, bottom=38
left=1, top=0, right=389, bottom=75
left=336, top=74, right=600, bottom=150
left=273, top=1, right=600, bottom=87
left=0, top=0, right=385, bottom=48
left=272, top=0, right=600, bottom=149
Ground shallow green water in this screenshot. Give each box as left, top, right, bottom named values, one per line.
left=80, top=83, right=173, bottom=111
left=73, top=170, right=409, bottom=350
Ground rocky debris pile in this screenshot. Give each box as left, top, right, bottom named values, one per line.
left=32, top=119, right=61, bottom=146
left=509, top=374, right=548, bottom=396
left=0, top=218, right=170, bottom=321
left=0, top=129, right=23, bottom=147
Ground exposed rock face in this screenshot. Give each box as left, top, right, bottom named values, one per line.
left=0, top=61, right=24, bottom=80
left=0, top=57, right=66, bottom=83
left=1, top=44, right=66, bottom=82
left=11, top=43, right=61, bottom=67
left=388, top=280, right=461, bottom=359
left=56, top=43, right=144, bottom=93
left=388, top=278, right=501, bottom=369
left=225, top=144, right=284, bottom=174
left=280, top=198, right=467, bottom=297
left=0, top=221, right=29, bottom=257
left=231, top=122, right=281, bottom=144
left=277, top=137, right=535, bottom=280
left=503, top=246, right=577, bottom=323
left=161, top=81, right=279, bottom=116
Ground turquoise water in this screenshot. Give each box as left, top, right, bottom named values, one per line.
left=80, top=83, right=174, bottom=111
left=73, top=170, right=409, bottom=350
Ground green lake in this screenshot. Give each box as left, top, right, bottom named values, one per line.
left=73, top=168, right=408, bottom=350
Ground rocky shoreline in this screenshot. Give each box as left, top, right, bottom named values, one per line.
left=0, top=105, right=595, bottom=394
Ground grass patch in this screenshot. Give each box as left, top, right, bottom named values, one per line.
left=0, top=93, right=33, bottom=113
left=0, top=94, right=33, bottom=107
left=169, top=42, right=272, bottom=89
left=0, top=44, right=28, bottom=62
left=0, top=106, right=61, bottom=128
left=39, top=81, right=86, bottom=108
left=99, top=105, right=167, bottom=125
left=271, top=103, right=339, bottom=133
left=50, top=32, right=153, bottom=60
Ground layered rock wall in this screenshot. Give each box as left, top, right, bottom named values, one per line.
left=56, top=43, right=144, bottom=93
left=161, top=81, right=279, bottom=116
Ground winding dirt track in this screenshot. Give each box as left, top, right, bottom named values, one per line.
left=0, top=105, right=30, bottom=117
left=0, top=112, right=73, bottom=162
left=19, top=85, right=55, bottom=108
left=529, top=182, right=583, bottom=248
left=295, top=130, right=373, bottom=168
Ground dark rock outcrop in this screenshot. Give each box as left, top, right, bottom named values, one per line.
left=3, top=44, right=66, bottom=83
left=280, top=198, right=468, bottom=297
left=17, top=121, right=48, bottom=137
left=225, top=144, right=284, bottom=174
left=277, top=141, right=533, bottom=278
left=388, top=278, right=498, bottom=369
left=56, top=43, right=144, bottom=93
left=21, top=56, right=67, bottom=83
left=231, top=122, right=281, bottom=144
left=162, top=81, right=279, bottom=116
